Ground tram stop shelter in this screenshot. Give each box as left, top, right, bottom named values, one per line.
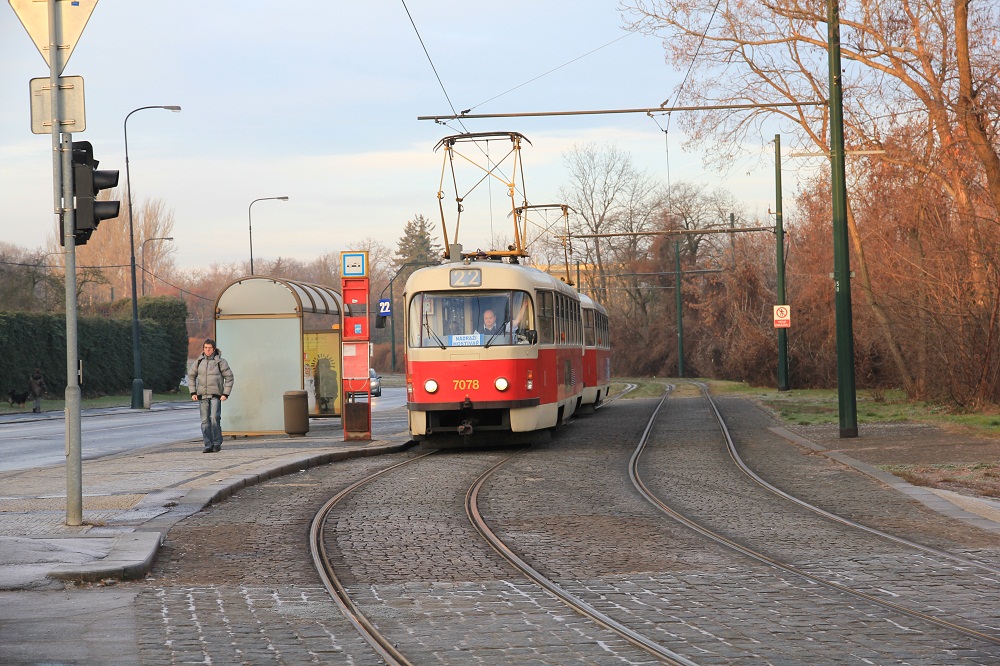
left=214, top=276, right=348, bottom=435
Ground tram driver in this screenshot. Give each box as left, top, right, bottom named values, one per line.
left=476, top=299, right=532, bottom=344
left=477, top=309, right=505, bottom=336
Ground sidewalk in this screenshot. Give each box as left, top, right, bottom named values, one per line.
left=771, top=425, right=1000, bottom=534
left=0, top=415, right=413, bottom=590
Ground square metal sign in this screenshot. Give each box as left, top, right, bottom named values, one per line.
left=341, top=251, right=368, bottom=278
left=30, top=76, right=85, bottom=134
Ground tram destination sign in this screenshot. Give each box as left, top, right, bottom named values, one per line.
left=450, top=268, right=481, bottom=287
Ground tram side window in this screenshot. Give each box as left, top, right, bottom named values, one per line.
left=556, top=295, right=565, bottom=343
left=556, top=294, right=569, bottom=344
left=571, top=300, right=581, bottom=345
left=537, top=291, right=554, bottom=344
left=557, top=295, right=565, bottom=343
left=595, top=312, right=608, bottom=349
left=584, top=309, right=595, bottom=347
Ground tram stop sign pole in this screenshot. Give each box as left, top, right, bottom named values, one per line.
left=341, top=251, right=371, bottom=441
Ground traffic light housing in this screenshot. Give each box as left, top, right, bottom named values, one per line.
left=66, top=141, right=120, bottom=246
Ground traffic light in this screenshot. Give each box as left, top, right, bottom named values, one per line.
left=66, top=141, right=120, bottom=246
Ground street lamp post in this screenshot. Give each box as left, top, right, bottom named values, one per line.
left=248, top=196, right=289, bottom=275
left=125, top=105, right=181, bottom=409
left=141, top=236, right=174, bottom=296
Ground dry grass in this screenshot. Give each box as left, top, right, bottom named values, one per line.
left=883, top=462, right=1000, bottom=498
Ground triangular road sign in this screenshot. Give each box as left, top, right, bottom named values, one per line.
left=9, top=0, right=99, bottom=74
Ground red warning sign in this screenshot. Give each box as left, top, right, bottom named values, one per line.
left=773, top=305, right=791, bottom=329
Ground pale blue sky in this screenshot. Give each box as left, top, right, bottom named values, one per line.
left=2, top=1, right=781, bottom=270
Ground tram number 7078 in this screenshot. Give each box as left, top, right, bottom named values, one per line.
left=453, top=379, right=480, bottom=390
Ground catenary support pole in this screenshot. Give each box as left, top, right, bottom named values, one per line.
left=827, top=0, right=858, bottom=437
left=775, top=135, right=790, bottom=391
left=675, top=239, right=684, bottom=378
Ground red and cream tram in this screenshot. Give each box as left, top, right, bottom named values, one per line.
left=579, top=293, right=611, bottom=409
left=404, top=258, right=586, bottom=442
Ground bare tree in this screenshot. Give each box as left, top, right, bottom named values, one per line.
left=0, top=243, right=64, bottom=313
left=623, top=0, right=1000, bottom=403
left=47, top=189, right=177, bottom=310
left=560, top=143, right=651, bottom=298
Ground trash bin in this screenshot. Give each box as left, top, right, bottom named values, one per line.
left=343, top=399, right=370, bottom=432
left=283, top=390, right=309, bottom=436
left=143, top=389, right=153, bottom=409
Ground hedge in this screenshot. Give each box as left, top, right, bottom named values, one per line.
left=0, top=296, right=189, bottom=397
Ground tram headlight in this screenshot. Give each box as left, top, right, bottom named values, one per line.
left=494, top=377, right=509, bottom=392
left=424, top=379, right=439, bottom=394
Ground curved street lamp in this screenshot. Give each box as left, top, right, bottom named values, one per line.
left=125, top=105, right=181, bottom=409
left=248, top=196, right=289, bottom=276
left=141, top=236, right=174, bottom=296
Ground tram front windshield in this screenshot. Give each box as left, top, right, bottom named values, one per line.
left=408, top=291, right=534, bottom=348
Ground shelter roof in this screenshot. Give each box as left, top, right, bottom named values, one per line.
left=215, top=276, right=347, bottom=317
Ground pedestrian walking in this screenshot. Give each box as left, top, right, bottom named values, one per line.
left=28, top=368, right=46, bottom=414
left=186, top=339, right=235, bottom=453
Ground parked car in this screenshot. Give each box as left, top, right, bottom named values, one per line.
left=349, top=368, right=382, bottom=398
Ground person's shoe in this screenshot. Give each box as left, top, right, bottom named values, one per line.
left=213, top=445, right=222, bottom=452
left=202, top=447, right=214, bottom=453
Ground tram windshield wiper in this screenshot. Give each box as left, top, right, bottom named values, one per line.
left=483, top=316, right=510, bottom=349
left=423, top=316, right=446, bottom=349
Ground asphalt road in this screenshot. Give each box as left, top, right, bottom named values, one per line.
left=0, top=388, right=407, bottom=473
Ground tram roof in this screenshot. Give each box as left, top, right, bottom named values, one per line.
left=406, top=260, right=581, bottom=297
left=579, top=292, right=607, bottom=315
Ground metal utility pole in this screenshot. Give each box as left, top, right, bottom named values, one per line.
left=827, top=0, right=858, bottom=437
left=13, top=0, right=105, bottom=525
left=46, top=0, right=82, bottom=526
left=675, top=239, right=684, bottom=378
left=775, top=135, right=790, bottom=391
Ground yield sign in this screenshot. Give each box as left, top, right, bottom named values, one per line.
left=9, top=0, right=99, bottom=74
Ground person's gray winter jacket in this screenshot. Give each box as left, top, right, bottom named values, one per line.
left=187, top=351, right=234, bottom=398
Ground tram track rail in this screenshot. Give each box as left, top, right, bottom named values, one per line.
left=309, top=381, right=695, bottom=665
left=466, top=451, right=699, bottom=666
left=699, top=381, right=1000, bottom=577
left=309, top=452, right=435, bottom=666
left=309, top=440, right=691, bottom=665
left=630, top=383, right=1000, bottom=648
left=310, top=379, right=997, bottom=663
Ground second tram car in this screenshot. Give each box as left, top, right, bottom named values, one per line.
left=404, top=258, right=589, bottom=442
left=579, top=293, right=611, bottom=409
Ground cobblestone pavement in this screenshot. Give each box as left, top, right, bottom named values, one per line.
left=324, top=450, right=663, bottom=664
left=480, top=397, right=1000, bottom=663
left=3, top=394, right=999, bottom=664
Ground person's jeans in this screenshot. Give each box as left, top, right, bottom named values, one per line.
left=199, top=396, right=223, bottom=450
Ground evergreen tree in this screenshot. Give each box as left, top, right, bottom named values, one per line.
left=394, top=214, right=442, bottom=268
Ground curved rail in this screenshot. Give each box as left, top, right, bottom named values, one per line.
left=629, top=387, right=1000, bottom=647
left=693, top=381, right=1000, bottom=576
left=466, top=446, right=699, bottom=666
left=309, top=452, right=436, bottom=666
